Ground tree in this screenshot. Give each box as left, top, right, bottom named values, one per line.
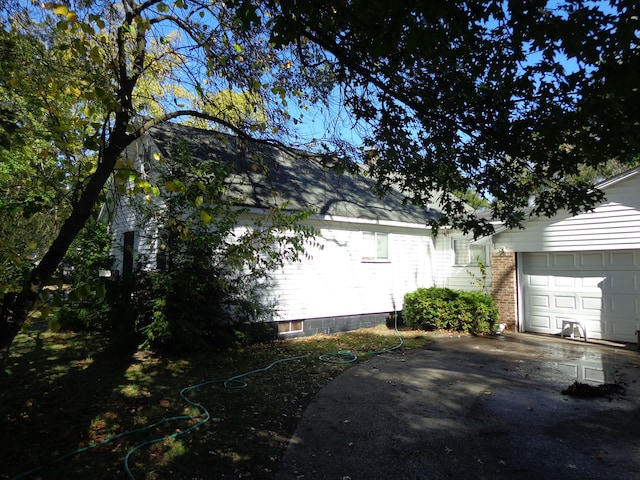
left=0, top=0, right=336, bottom=363
left=263, top=0, right=640, bottom=232
left=1, top=0, right=639, bottom=361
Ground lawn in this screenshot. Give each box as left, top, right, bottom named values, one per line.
left=1, top=325, right=432, bottom=480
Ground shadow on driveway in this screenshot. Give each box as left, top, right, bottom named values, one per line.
left=276, top=333, right=640, bottom=480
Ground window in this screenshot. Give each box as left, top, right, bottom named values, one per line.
left=278, top=320, right=303, bottom=334
left=453, top=239, right=486, bottom=266
left=362, top=232, right=389, bottom=261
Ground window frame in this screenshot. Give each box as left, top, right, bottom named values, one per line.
left=453, top=238, right=486, bottom=266
left=278, top=320, right=303, bottom=334
left=361, top=231, right=390, bottom=262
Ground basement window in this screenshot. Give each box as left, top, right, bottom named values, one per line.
left=278, top=320, right=303, bottom=334
left=362, top=232, right=389, bottom=262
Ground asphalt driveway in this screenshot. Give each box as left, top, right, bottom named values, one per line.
left=276, top=333, right=640, bottom=480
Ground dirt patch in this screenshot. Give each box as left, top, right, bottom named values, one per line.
left=561, top=380, right=626, bottom=398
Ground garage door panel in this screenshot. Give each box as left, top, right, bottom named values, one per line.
left=580, top=296, right=602, bottom=311
left=553, top=276, right=576, bottom=288
left=580, top=252, right=605, bottom=267
left=609, top=319, right=638, bottom=337
left=529, top=294, right=550, bottom=307
left=608, top=272, right=639, bottom=293
left=528, top=315, right=553, bottom=329
left=610, top=251, right=636, bottom=266
left=521, top=251, right=639, bottom=343
left=528, top=275, right=549, bottom=287
left=606, top=294, right=639, bottom=315
left=553, top=253, right=575, bottom=267
left=524, top=253, right=550, bottom=269
left=581, top=276, right=606, bottom=288
left=554, top=296, right=576, bottom=309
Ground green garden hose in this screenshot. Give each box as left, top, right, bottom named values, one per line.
left=11, top=320, right=404, bottom=480
left=10, top=355, right=307, bottom=480
left=319, top=313, right=404, bottom=363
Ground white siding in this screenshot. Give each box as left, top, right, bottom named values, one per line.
left=108, top=198, right=158, bottom=273
left=432, top=233, right=492, bottom=292
left=494, top=171, right=640, bottom=252
left=107, top=138, right=162, bottom=273
left=269, top=222, right=435, bottom=320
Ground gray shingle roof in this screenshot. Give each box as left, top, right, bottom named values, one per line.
left=148, top=122, right=441, bottom=225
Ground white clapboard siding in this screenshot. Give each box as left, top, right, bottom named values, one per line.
left=494, top=169, right=640, bottom=252
left=431, top=233, right=492, bottom=292
left=269, top=223, right=435, bottom=321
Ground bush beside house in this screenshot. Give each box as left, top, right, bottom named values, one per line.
left=403, top=287, right=498, bottom=334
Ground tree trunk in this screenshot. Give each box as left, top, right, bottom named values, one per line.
left=0, top=120, right=134, bottom=365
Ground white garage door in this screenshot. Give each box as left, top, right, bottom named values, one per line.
left=521, top=251, right=640, bottom=343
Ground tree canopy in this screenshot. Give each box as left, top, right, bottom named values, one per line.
left=262, top=0, right=640, bottom=232
left=0, top=0, right=639, bottom=360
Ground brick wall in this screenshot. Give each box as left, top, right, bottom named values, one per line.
left=491, top=251, right=517, bottom=330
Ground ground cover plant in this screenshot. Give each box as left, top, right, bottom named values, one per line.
left=0, top=325, right=431, bottom=480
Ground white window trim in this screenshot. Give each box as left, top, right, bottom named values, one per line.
left=453, top=238, right=487, bottom=267
left=278, top=320, right=303, bottom=334
left=361, top=231, right=390, bottom=263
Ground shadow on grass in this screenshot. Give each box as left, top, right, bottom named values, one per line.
left=1, top=330, right=143, bottom=479
left=0, top=324, right=432, bottom=480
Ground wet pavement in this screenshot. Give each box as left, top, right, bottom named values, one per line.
left=276, top=333, right=640, bottom=480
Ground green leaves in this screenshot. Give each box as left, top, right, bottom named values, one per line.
left=262, top=0, right=640, bottom=234
left=164, top=180, right=186, bottom=193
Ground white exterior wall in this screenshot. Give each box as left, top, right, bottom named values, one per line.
left=108, top=198, right=158, bottom=273
left=107, top=138, right=161, bottom=274
left=270, top=220, right=436, bottom=320
left=494, top=170, right=640, bottom=252
left=432, top=232, right=492, bottom=292
left=108, top=204, right=443, bottom=322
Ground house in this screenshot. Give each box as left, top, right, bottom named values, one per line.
left=107, top=121, right=490, bottom=337
left=491, top=167, right=640, bottom=344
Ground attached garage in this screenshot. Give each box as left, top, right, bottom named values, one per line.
left=520, top=250, right=640, bottom=342
left=493, top=168, right=640, bottom=344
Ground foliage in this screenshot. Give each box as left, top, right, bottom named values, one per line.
left=53, top=219, right=116, bottom=332
left=129, top=144, right=316, bottom=352
left=0, top=0, right=336, bottom=360
left=467, top=258, right=490, bottom=295
left=1, top=327, right=432, bottom=479
left=403, top=287, right=498, bottom=334
left=1, top=0, right=639, bottom=360
left=0, top=17, right=93, bottom=296
left=58, top=219, right=114, bottom=286
left=263, top=0, right=640, bottom=236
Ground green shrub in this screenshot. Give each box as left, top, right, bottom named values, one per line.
left=403, top=287, right=497, bottom=334
left=127, top=145, right=314, bottom=353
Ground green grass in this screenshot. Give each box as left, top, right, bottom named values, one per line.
left=0, top=325, right=432, bottom=480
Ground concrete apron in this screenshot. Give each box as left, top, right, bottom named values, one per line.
left=276, top=333, right=640, bottom=480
